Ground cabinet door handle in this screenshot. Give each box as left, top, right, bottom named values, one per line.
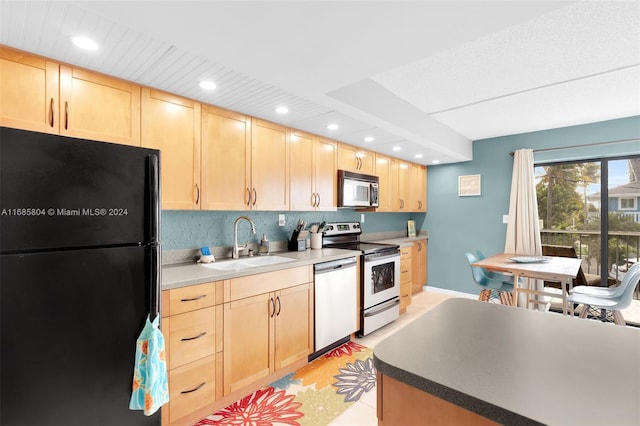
left=252, top=188, right=257, bottom=206
left=245, top=188, right=251, bottom=206
left=316, top=192, right=321, bottom=208
left=181, top=331, right=207, bottom=341
left=49, top=98, right=54, bottom=127
left=64, top=101, right=69, bottom=130
left=180, top=294, right=207, bottom=302
left=276, top=296, right=281, bottom=316
left=270, top=297, right=276, bottom=317
left=181, top=382, right=206, bottom=394
left=195, top=184, right=200, bottom=205
left=310, top=193, right=316, bottom=208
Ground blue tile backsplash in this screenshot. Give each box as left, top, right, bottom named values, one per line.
left=162, top=210, right=425, bottom=250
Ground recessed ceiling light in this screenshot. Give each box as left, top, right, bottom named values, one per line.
left=364, top=136, right=374, bottom=143
left=327, top=123, right=339, bottom=130
left=275, top=106, right=289, bottom=114
left=415, top=154, right=423, bottom=159
left=199, top=80, right=217, bottom=90
left=392, top=146, right=401, bottom=151
left=71, top=36, right=98, bottom=51
left=432, top=160, right=441, bottom=164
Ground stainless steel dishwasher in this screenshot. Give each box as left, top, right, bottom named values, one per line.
left=313, top=256, right=358, bottom=354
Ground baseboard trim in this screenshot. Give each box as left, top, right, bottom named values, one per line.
left=423, top=286, right=476, bottom=299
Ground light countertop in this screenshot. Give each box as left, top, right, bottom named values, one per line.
left=162, top=248, right=358, bottom=290
left=373, top=298, right=640, bottom=425
left=162, top=235, right=426, bottom=290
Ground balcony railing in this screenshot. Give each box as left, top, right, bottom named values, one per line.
left=588, top=211, right=640, bottom=223
left=541, top=229, right=640, bottom=298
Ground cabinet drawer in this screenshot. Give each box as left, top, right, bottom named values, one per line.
left=168, top=354, right=216, bottom=424
left=400, top=246, right=412, bottom=259
left=167, top=281, right=218, bottom=316
left=168, top=306, right=217, bottom=369
left=229, top=266, right=312, bottom=301
left=400, top=281, right=412, bottom=312
left=400, top=259, right=412, bottom=284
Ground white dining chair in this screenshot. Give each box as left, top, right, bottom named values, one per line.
left=567, top=262, right=640, bottom=325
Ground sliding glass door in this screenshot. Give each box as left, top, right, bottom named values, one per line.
left=607, top=158, right=640, bottom=286
left=535, top=155, right=640, bottom=325
left=536, top=160, right=602, bottom=277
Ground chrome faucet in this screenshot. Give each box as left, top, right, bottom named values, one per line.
left=232, top=215, right=257, bottom=259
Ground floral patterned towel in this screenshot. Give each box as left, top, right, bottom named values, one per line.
left=195, top=341, right=374, bottom=426
left=129, top=314, right=169, bottom=416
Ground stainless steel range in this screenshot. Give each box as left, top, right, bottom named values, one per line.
left=322, top=222, right=401, bottom=336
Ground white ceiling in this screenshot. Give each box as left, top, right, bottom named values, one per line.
left=1, top=0, right=639, bottom=165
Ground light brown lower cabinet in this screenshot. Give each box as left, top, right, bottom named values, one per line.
left=161, top=281, right=223, bottom=426
left=412, top=239, right=428, bottom=294
left=161, top=266, right=314, bottom=426
left=399, top=246, right=412, bottom=313
left=223, top=267, right=313, bottom=394
left=168, top=355, right=218, bottom=424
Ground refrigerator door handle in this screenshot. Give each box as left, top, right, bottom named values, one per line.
left=146, top=154, right=160, bottom=244
left=146, top=154, right=161, bottom=320
left=148, top=245, right=161, bottom=320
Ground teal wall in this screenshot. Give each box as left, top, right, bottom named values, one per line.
left=426, top=116, right=640, bottom=295
left=162, top=209, right=425, bottom=250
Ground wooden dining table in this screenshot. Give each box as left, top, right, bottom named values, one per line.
left=472, top=253, right=583, bottom=315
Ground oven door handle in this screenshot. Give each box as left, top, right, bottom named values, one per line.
left=363, top=298, right=400, bottom=317
left=364, top=252, right=400, bottom=262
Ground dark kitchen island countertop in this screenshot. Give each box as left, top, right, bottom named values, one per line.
left=373, top=298, right=640, bottom=425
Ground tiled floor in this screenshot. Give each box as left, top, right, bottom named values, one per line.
left=328, top=288, right=456, bottom=426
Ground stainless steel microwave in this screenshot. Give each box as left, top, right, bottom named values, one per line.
left=338, top=170, right=379, bottom=208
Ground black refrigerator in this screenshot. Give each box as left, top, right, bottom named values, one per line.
left=0, top=127, right=162, bottom=425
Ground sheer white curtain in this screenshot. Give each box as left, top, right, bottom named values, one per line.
left=504, top=149, right=543, bottom=309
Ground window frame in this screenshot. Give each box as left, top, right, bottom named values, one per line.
left=619, top=197, right=637, bottom=210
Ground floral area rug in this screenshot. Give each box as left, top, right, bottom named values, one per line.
left=194, top=341, right=374, bottom=426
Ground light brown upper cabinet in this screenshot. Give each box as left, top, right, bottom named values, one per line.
left=386, top=158, right=427, bottom=213
left=141, top=88, right=201, bottom=210
left=201, top=105, right=251, bottom=210
left=1, top=45, right=140, bottom=145
left=338, top=143, right=375, bottom=175
left=290, top=131, right=337, bottom=211
left=397, top=160, right=412, bottom=211
left=314, top=137, right=337, bottom=210
left=59, top=66, right=141, bottom=146
left=0, top=46, right=59, bottom=134
left=375, top=153, right=392, bottom=212
left=251, top=119, right=289, bottom=211
left=414, top=164, right=427, bottom=212
left=388, top=158, right=402, bottom=211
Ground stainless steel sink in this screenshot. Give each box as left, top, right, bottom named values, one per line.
left=201, top=255, right=296, bottom=272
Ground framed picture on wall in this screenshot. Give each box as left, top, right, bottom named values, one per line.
left=458, top=174, right=481, bottom=196
left=407, top=220, right=416, bottom=237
